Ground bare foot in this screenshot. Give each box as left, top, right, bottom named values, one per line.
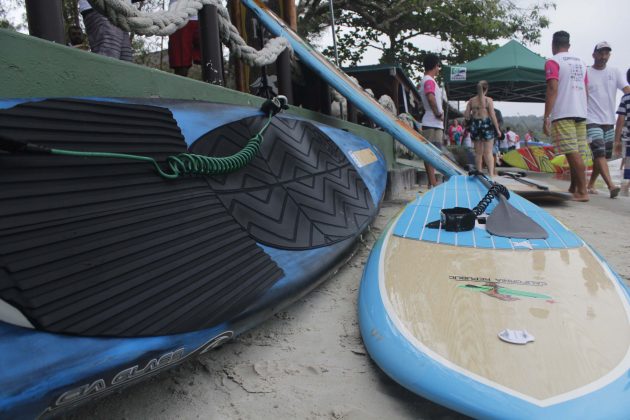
left=571, top=193, right=589, bottom=202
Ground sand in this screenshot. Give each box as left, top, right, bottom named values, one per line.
left=67, top=174, right=630, bottom=420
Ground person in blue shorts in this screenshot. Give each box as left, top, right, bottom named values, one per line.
left=464, top=80, right=501, bottom=176
left=614, top=68, right=630, bottom=184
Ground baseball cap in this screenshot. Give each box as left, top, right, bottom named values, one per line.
left=594, top=41, right=612, bottom=52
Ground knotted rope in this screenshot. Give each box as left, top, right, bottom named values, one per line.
left=88, top=0, right=291, bottom=67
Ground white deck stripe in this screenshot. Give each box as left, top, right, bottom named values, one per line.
left=402, top=194, right=422, bottom=238
left=464, top=176, right=477, bottom=248
left=436, top=184, right=447, bottom=244
left=419, top=188, right=437, bottom=241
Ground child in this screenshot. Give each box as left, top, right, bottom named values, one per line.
left=613, top=68, right=630, bottom=189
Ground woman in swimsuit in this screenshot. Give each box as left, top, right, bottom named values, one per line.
left=464, top=80, right=502, bottom=176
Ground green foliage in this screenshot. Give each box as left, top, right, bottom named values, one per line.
left=503, top=115, right=546, bottom=141
left=298, top=0, right=555, bottom=79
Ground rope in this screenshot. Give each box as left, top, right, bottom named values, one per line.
left=87, top=0, right=291, bottom=67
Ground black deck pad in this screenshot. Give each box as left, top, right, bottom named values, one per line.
left=191, top=116, right=376, bottom=249
left=0, top=98, right=283, bottom=337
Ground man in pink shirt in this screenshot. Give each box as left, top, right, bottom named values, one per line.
left=543, top=31, right=589, bottom=201
left=419, top=53, right=444, bottom=188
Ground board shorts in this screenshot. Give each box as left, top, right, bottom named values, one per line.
left=422, top=127, right=444, bottom=149
left=552, top=118, right=588, bottom=157
left=168, top=20, right=201, bottom=68
left=587, top=124, right=614, bottom=159
left=470, top=118, right=494, bottom=141
left=82, top=9, right=133, bottom=62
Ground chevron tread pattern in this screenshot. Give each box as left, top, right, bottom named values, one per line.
left=191, top=116, right=376, bottom=249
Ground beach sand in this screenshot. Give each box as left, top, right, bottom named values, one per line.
left=67, top=173, right=630, bottom=420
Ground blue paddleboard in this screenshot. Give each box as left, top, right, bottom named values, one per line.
left=0, top=97, right=387, bottom=418
left=358, top=175, right=630, bottom=418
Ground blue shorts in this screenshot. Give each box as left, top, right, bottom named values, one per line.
left=470, top=118, right=495, bottom=141
left=587, top=124, right=614, bottom=159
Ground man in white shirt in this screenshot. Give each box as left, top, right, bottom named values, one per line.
left=585, top=41, right=630, bottom=198
left=419, top=53, right=444, bottom=188
left=543, top=31, right=589, bottom=201
left=505, top=127, right=517, bottom=150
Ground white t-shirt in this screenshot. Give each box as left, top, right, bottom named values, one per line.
left=78, top=0, right=92, bottom=12
left=419, top=75, right=443, bottom=130
left=463, top=132, right=472, bottom=148
left=170, top=0, right=198, bottom=20
left=505, top=130, right=517, bottom=146
left=587, top=66, right=629, bottom=125
left=545, top=52, right=588, bottom=120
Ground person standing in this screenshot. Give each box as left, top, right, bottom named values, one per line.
left=79, top=0, right=134, bottom=61
left=419, top=53, right=444, bottom=188
left=168, top=0, right=201, bottom=77
left=448, top=119, right=463, bottom=146
left=464, top=80, right=501, bottom=176
left=505, top=127, right=517, bottom=150
left=524, top=130, right=534, bottom=146
left=613, top=69, right=630, bottom=189
left=585, top=42, right=630, bottom=198
left=543, top=31, right=589, bottom=202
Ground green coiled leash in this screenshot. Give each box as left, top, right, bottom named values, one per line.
left=0, top=96, right=289, bottom=179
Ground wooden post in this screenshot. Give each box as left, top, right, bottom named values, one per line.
left=275, top=0, right=295, bottom=104
left=281, top=0, right=297, bottom=30
left=199, top=4, right=225, bottom=85
left=277, top=50, right=293, bottom=104
left=228, top=0, right=248, bottom=92
left=25, top=0, right=65, bottom=44
left=347, top=102, right=358, bottom=123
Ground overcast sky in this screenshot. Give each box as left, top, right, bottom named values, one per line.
left=495, top=0, right=630, bottom=116
left=346, top=0, right=630, bottom=116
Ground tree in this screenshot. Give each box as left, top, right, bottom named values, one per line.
left=297, top=0, right=555, bottom=79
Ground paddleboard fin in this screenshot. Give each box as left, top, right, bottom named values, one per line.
left=473, top=172, right=549, bottom=240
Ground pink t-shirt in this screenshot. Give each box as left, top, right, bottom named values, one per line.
left=423, top=79, right=437, bottom=95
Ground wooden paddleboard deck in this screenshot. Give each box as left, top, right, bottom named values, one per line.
left=359, top=175, right=630, bottom=418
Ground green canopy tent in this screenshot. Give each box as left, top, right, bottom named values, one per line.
left=442, top=40, right=547, bottom=103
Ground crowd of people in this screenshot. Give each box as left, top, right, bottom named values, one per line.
left=543, top=32, right=629, bottom=201
left=418, top=32, right=630, bottom=200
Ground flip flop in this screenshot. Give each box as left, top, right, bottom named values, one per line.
left=610, top=186, right=621, bottom=199
left=587, top=187, right=599, bottom=194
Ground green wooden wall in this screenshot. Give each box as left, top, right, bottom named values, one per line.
left=0, top=29, right=395, bottom=168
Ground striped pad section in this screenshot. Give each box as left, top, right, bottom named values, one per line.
left=394, top=175, right=582, bottom=250
left=0, top=98, right=283, bottom=337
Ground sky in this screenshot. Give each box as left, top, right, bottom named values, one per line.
left=340, top=0, right=630, bottom=117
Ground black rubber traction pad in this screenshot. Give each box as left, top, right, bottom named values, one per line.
left=0, top=98, right=283, bottom=337
left=191, top=116, right=376, bottom=249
